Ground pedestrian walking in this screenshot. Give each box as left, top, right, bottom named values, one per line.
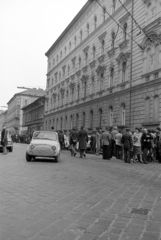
left=141, top=128, right=152, bottom=164
left=70, top=127, right=78, bottom=157
left=132, top=128, right=143, bottom=163
left=1, top=125, right=8, bottom=155
left=110, top=126, right=118, bottom=158
left=96, top=129, right=101, bottom=155
left=102, top=127, right=111, bottom=160
left=156, top=127, right=161, bottom=163
left=58, top=130, right=64, bottom=150
left=78, top=126, right=88, bottom=158
left=115, top=130, right=123, bottom=160
left=90, top=131, right=96, bottom=154
left=121, top=128, right=133, bottom=163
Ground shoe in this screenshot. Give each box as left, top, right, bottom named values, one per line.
left=83, top=153, right=86, bottom=158
left=74, top=153, right=76, bottom=157
left=144, top=161, right=148, bottom=164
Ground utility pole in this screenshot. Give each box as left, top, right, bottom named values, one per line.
left=129, top=0, right=134, bottom=129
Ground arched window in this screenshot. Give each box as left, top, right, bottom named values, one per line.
left=80, top=30, right=83, bottom=42
left=109, top=107, right=113, bottom=126
left=123, top=22, right=128, bottom=41
left=87, top=23, right=89, bottom=37
left=99, top=109, right=102, bottom=127
left=74, top=36, right=77, bottom=47
left=90, top=110, right=94, bottom=129
left=145, top=97, right=150, bottom=122
left=61, top=117, right=63, bottom=130
left=122, top=62, right=127, bottom=82
left=111, top=31, right=115, bottom=49
left=101, top=39, right=105, bottom=54
left=121, top=104, right=126, bottom=125
left=79, top=57, right=81, bottom=69
left=112, top=0, right=116, bottom=14
left=100, top=72, right=104, bottom=91
left=153, top=96, right=159, bottom=122
left=70, top=115, right=73, bottom=129
left=76, top=114, right=79, bottom=130
left=65, top=116, right=68, bottom=130
left=66, top=89, right=68, bottom=104
left=82, top=112, right=86, bottom=127
left=93, top=45, right=96, bottom=59
left=110, top=68, right=114, bottom=87
left=77, top=84, right=80, bottom=100
left=84, top=80, right=87, bottom=97
left=103, top=6, right=106, bottom=22
left=94, top=15, right=97, bottom=29
left=91, top=77, right=95, bottom=94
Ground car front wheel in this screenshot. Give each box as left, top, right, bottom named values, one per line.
left=55, top=153, right=60, bottom=162
left=26, top=152, right=32, bottom=162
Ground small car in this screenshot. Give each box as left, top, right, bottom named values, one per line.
left=26, top=131, right=60, bottom=162
left=0, top=133, right=13, bottom=152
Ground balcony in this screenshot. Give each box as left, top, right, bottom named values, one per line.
left=14, top=113, right=20, bottom=119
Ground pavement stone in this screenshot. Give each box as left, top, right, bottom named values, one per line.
left=0, top=144, right=161, bottom=240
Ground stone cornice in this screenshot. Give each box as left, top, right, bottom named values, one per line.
left=142, top=17, right=161, bottom=34
left=96, top=65, right=106, bottom=74
left=89, top=60, right=96, bottom=68
left=98, top=31, right=107, bottom=40
left=98, top=54, right=105, bottom=64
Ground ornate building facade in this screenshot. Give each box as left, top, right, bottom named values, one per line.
left=44, top=0, right=161, bottom=131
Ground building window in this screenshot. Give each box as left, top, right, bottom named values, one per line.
left=111, top=31, right=115, bottom=49
left=85, top=52, right=88, bottom=65
left=112, top=0, right=116, bottom=14
left=52, top=119, right=55, bottom=129
left=121, top=104, right=126, bottom=125
left=91, top=77, right=95, bottom=94
left=77, top=84, right=80, bottom=100
left=80, top=30, right=83, bottom=42
left=110, top=107, right=113, bottom=126
left=153, top=96, right=159, bottom=122
left=93, top=45, right=96, bottom=60
left=70, top=115, right=73, bottom=129
left=103, top=6, right=106, bottom=22
left=69, top=42, right=71, bottom=52
left=82, top=112, right=86, bottom=127
left=60, top=51, right=62, bottom=60
left=68, top=65, right=70, bottom=76
left=76, top=114, right=79, bottom=130
left=79, top=57, right=81, bottom=69
left=123, top=22, right=128, bottom=41
left=71, top=87, right=74, bottom=102
left=90, top=110, right=94, bottom=129
left=110, top=67, right=114, bottom=87
left=122, top=62, right=127, bottom=82
left=145, top=97, right=150, bottom=122
left=87, top=23, right=89, bottom=37
left=74, top=36, right=77, bottom=47
left=61, top=117, right=63, bottom=130
left=65, top=116, right=68, bottom=130
left=101, top=39, right=105, bottom=55
left=84, top=81, right=87, bottom=97
left=100, top=72, right=104, bottom=91
left=64, top=46, right=66, bottom=56
left=94, top=15, right=97, bottom=29
left=99, top=109, right=102, bottom=127
left=154, top=72, right=158, bottom=79
left=66, top=90, right=68, bottom=104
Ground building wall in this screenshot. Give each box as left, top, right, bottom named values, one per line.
left=44, top=0, right=161, bottom=131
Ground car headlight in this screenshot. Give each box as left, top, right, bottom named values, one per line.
left=51, top=146, right=56, bottom=151
left=30, top=145, right=35, bottom=150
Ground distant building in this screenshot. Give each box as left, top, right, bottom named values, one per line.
left=44, top=0, right=161, bottom=131
left=7, top=89, right=45, bottom=134
left=0, top=111, right=5, bottom=131
left=22, top=96, right=45, bottom=135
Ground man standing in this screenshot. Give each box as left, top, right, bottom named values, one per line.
left=111, top=126, right=118, bottom=157
left=121, top=128, right=133, bottom=163
left=115, top=130, right=123, bottom=160
left=90, top=130, right=96, bottom=154
left=1, top=125, right=8, bottom=155
left=102, top=128, right=111, bottom=160
left=78, top=126, right=88, bottom=158
left=70, top=127, right=78, bottom=157
left=141, top=129, right=152, bottom=164
left=96, top=129, right=101, bottom=155
left=58, top=130, right=64, bottom=150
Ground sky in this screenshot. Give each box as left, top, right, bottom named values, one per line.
left=0, top=0, right=87, bottom=109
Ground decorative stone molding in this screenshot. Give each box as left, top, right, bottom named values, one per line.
left=71, top=56, right=76, bottom=64
left=83, top=45, right=89, bottom=53
left=82, top=65, right=88, bottom=73
left=98, top=31, right=107, bottom=40
left=107, top=48, right=117, bottom=58
left=76, top=70, right=81, bottom=77
left=142, top=0, right=152, bottom=6
left=142, top=30, right=161, bottom=50
left=65, top=77, right=70, bottom=83
left=96, top=65, right=106, bottom=74
left=108, top=86, right=114, bottom=94
left=61, top=80, right=65, bottom=86
left=54, top=72, right=58, bottom=79
left=119, top=40, right=129, bottom=50
left=71, top=74, right=75, bottom=80
left=89, top=60, right=96, bottom=68
left=98, top=54, right=105, bottom=63
left=80, top=75, right=89, bottom=83
left=60, top=88, right=65, bottom=96
left=52, top=93, right=57, bottom=99
left=69, top=82, right=75, bottom=89
left=116, top=52, right=131, bottom=64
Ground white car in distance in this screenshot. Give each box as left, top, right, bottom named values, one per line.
left=26, top=131, right=60, bottom=162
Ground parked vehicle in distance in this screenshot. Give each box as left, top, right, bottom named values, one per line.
left=0, top=133, right=13, bottom=152
left=26, top=131, right=60, bottom=162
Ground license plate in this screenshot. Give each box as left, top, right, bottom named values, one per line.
left=39, top=150, right=47, bottom=154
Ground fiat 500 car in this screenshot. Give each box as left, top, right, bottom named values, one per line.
left=0, top=133, right=13, bottom=152
left=26, top=131, right=60, bottom=162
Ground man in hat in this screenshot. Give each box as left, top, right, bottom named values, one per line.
left=1, top=125, right=8, bottom=155
left=121, top=128, right=133, bottom=163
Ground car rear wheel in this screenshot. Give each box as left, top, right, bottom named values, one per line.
left=55, top=153, right=60, bottom=162
left=26, top=152, right=32, bottom=162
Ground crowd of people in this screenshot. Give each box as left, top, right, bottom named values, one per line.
left=57, top=125, right=161, bottom=164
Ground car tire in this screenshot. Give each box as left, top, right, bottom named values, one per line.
left=55, top=153, right=60, bottom=162
left=9, top=147, right=13, bottom=152
left=26, top=152, right=32, bottom=162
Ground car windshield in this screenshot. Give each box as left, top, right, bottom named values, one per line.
left=33, top=132, right=57, bottom=141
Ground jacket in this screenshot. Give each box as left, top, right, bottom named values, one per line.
left=78, top=129, right=88, bottom=150
left=102, top=131, right=110, bottom=145
left=121, top=132, right=132, bottom=149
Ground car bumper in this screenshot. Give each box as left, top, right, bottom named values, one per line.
left=27, top=146, right=58, bottom=157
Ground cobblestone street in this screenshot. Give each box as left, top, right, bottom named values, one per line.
left=0, top=143, right=161, bottom=240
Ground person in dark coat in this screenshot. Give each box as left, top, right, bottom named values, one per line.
left=141, top=128, right=152, bottom=164
left=1, top=125, right=8, bottom=155
left=102, top=128, right=111, bottom=160
left=121, top=128, right=133, bottom=163
left=90, top=131, right=96, bottom=154
left=70, top=127, right=78, bottom=157
left=78, top=126, right=88, bottom=158
left=58, top=130, right=64, bottom=150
